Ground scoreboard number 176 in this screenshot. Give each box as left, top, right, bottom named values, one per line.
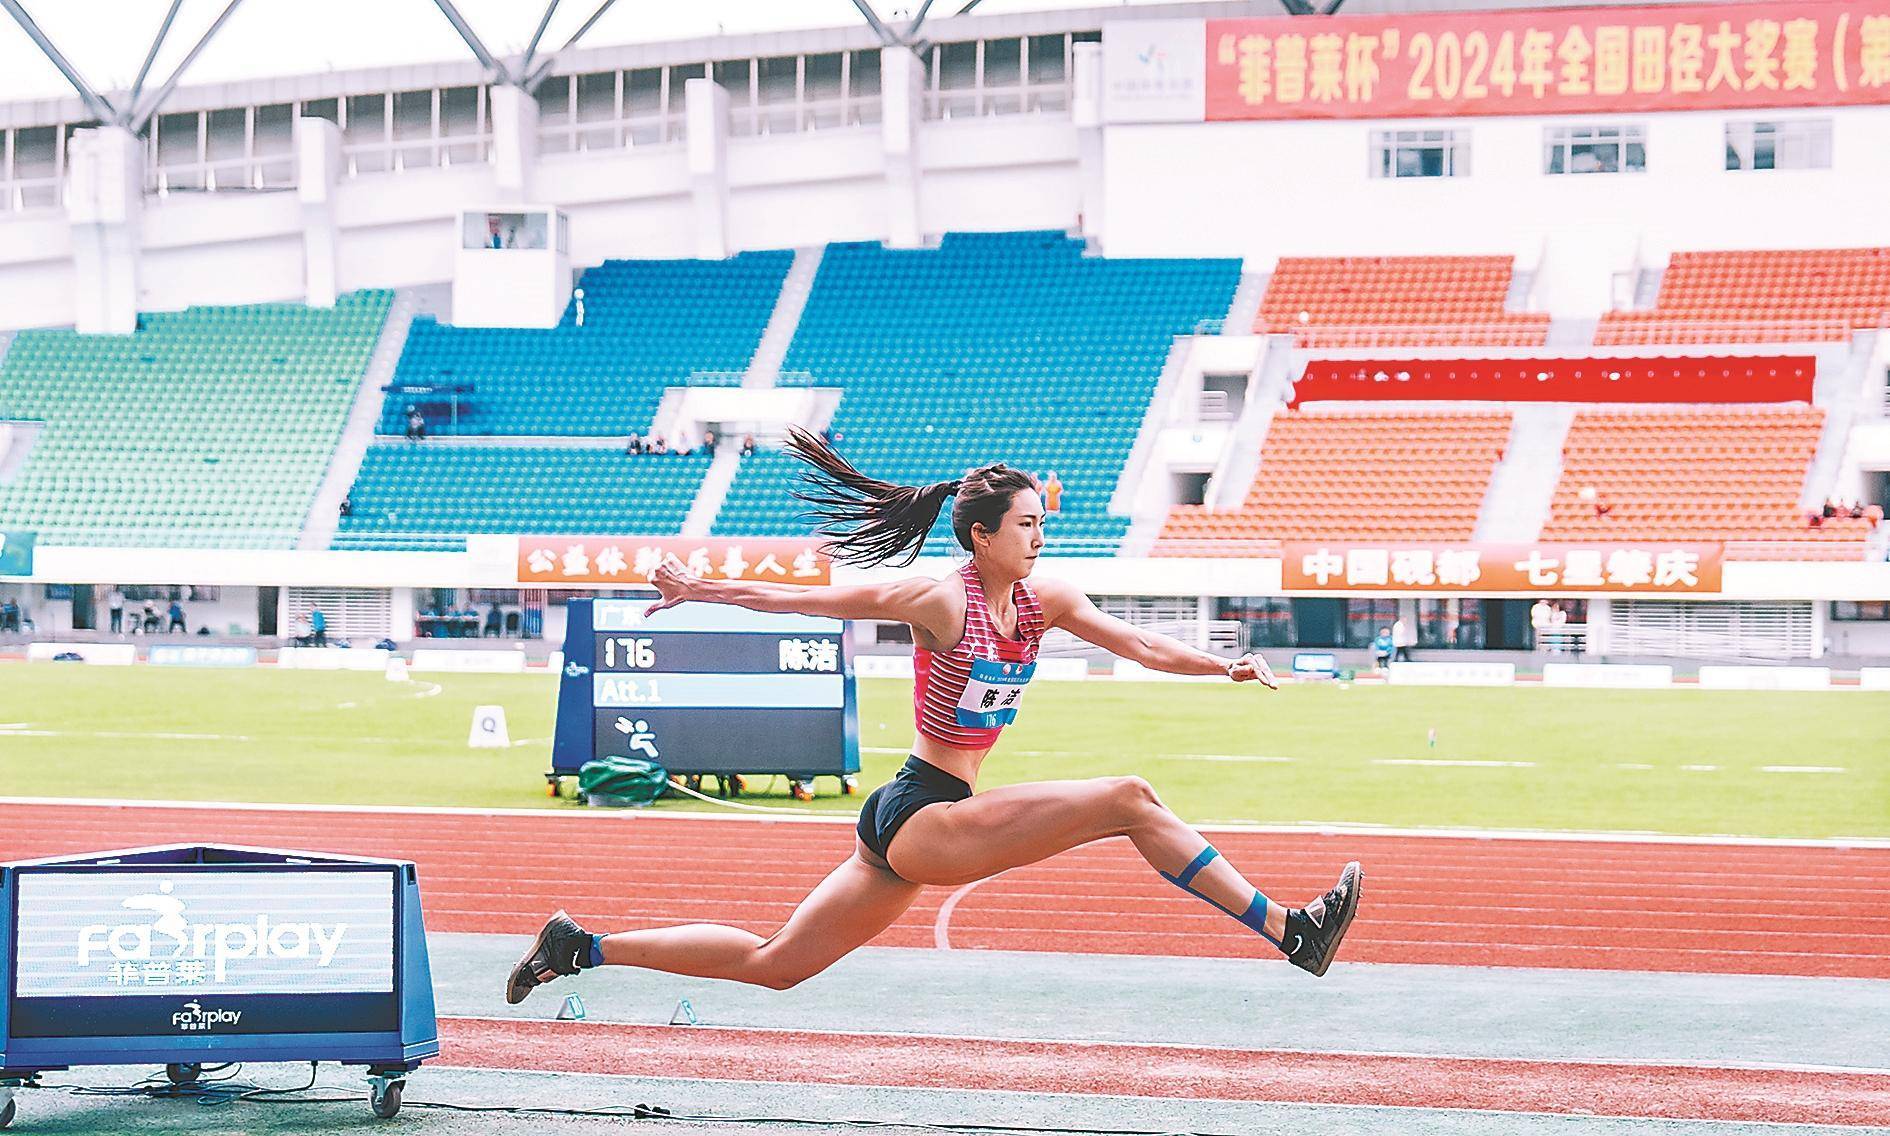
left=603, top=636, right=656, bottom=670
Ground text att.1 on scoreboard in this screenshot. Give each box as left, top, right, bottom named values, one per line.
left=551, top=598, right=860, bottom=782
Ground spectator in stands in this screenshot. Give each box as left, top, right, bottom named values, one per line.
left=484, top=606, right=503, bottom=638
left=1042, top=471, right=1064, bottom=515
left=573, top=287, right=587, bottom=328
left=625, top=432, right=643, bottom=455
left=290, top=614, right=312, bottom=647
left=1392, top=616, right=1415, bottom=662
left=487, top=216, right=503, bottom=249
left=1579, top=485, right=1611, bottom=517
left=650, top=434, right=668, bottom=454
left=310, top=607, right=328, bottom=648
left=338, top=495, right=353, bottom=519
left=405, top=406, right=426, bottom=442
left=141, top=600, right=161, bottom=634
left=702, top=429, right=717, bottom=452
left=740, top=433, right=757, bottom=456
left=1371, top=627, right=1393, bottom=671
left=0, top=597, right=18, bottom=633
left=167, top=600, right=187, bottom=634
left=107, top=587, right=125, bottom=634
left=1530, top=599, right=1555, bottom=648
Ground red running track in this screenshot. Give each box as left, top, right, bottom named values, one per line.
left=1, top=802, right=1886, bottom=978
left=440, top=1017, right=1890, bottom=1126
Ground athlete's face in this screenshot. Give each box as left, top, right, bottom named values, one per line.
left=973, top=489, right=1046, bottom=577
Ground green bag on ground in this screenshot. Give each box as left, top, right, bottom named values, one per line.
left=578, top=756, right=669, bottom=807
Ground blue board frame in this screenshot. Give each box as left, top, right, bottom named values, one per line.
left=0, top=844, right=438, bottom=1076
left=551, top=597, right=861, bottom=780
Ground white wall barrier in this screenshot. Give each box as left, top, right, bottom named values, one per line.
left=147, top=645, right=258, bottom=668
left=1861, top=667, right=1890, bottom=691
left=410, top=648, right=528, bottom=674
left=1696, top=666, right=1833, bottom=691
left=1034, top=658, right=1090, bottom=681
left=854, top=655, right=915, bottom=679
left=1110, top=659, right=1223, bottom=682
left=277, top=646, right=393, bottom=671
left=25, top=642, right=136, bottom=666
left=1387, top=661, right=1517, bottom=686
left=1541, top=663, right=1673, bottom=689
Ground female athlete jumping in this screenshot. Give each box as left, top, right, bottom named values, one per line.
left=507, top=428, right=1361, bottom=1002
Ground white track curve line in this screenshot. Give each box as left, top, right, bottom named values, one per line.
left=410, top=681, right=443, bottom=699
left=934, top=870, right=1010, bottom=951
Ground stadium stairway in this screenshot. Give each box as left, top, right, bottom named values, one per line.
left=743, top=247, right=824, bottom=389
left=299, top=289, right=427, bottom=550
left=1472, top=405, right=1576, bottom=543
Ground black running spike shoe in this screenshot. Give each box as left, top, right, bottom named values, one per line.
left=1283, top=861, right=1363, bottom=977
left=505, top=910, right=593, bottom=1005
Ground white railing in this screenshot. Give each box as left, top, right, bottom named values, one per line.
left=926, top=79, right=1072, bottom=120
left=1197, top=389, right=1235, bottom=422
left=0, top=175, right=62, bottom=212
left=1534, top=622, right=1588, bottom=653
left=1593, top=317, right=1888, bottom=344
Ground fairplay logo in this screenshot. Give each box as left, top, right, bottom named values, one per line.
left=171, top=1000, right=242, bottom=1032
left=77, top=880, right=350, bottom=982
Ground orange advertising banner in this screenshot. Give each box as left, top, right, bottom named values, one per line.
left=1282, top=543, right=1724, bottom=593
left=517, top=536, right=832, bottom=587
left=1207, top=2, right=1890, bottom=120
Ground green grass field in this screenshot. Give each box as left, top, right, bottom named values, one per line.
left=0, top=664, right=1884, bottom=838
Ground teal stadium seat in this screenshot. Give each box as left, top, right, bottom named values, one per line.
left=376, top=251, right=792, bottom=436
left=712, top=232, right=1239, bottom=556
left=332, top=446, right=711, bottom=551
left=0, top=290, right=391, bottom=549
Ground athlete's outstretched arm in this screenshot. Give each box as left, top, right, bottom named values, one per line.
left=643, top=556, right=950, bottom=632
left=1035, top=577, right=1276, bottom=688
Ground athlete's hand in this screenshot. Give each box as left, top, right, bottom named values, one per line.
left=643, top=555, right=696, bottom=617
left=1228, top=653, right=1277, bottom=690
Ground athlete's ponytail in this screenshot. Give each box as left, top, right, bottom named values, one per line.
left=784, top=426, right=1040, bottom=568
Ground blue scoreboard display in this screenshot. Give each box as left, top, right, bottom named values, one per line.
left=551, top=598, right=861, bottom=790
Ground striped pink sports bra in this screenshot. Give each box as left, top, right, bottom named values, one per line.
left=912, top=561, right=1047, bottom=750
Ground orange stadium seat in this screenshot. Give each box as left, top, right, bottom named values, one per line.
left=1256, top=255, right=1550, bottom=347
left=1153, top=408, right=1512, bottom=554
left=1538, top=406, right=1874, bottom=559
left=1596, top=248, right=1890, bottom=345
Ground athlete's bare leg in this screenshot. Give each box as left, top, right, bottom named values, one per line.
left=890, top=776, right=1289, bottom=941
left=596, top=842, right=922, bottom=989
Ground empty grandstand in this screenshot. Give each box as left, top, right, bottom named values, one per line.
left=0, top=291, right=389, bottom=549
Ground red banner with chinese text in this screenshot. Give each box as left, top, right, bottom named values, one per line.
left=516, top=537, right=832, bottom=587
left=1207, top=2, right=1890, bottom=120
left=1282, top=542, right=1724, bottom=593
left=1290, top=356, right=1815, bottom=406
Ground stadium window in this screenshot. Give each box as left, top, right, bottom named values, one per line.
left=1217, top=597, right=1295, bottom=650
left=805, top=53, right=844, bottom=129
left=1417, top=598, right=1481, bottom=648
left=253, top=103, right=294, bottom=185
left=1026, top=33, right=1069, bottom=112
left=392, top=90, right=435, bottom=169
left=983, top=38, right=1024, bottom=114
left=439, top=87, right=484, bottom=163
left=932, top=41, right=978, bottom=119
left=1544, top=124, right=1645, bottom=175
left=535, top=76, right=572, bottom=153
left=154, top=111, right=203, bottom=190
left=1370, top=129, right=1469, bottom=179
left=344, top=94, right=390, bottom=172
left=1831, top=601, right=1890, bottom=621
left=7, top=125, right=58, bottom=208
left=575, top=72, right=620, bottom=150
left=1342, top=598, right=1400, bottom=648
left=714, top=59, right=756, bottom=135
left=298, top=98, right=339, bottom=125
left=1725, top=119, right=1832, bottom=171
left=756, top=56, right=800, bottom=135
left=848, top=50, right=882, bottom=124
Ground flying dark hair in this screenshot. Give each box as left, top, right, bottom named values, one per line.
left=783, top=426, right=1041, bottom=568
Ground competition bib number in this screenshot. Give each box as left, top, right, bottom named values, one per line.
left=954, top=658, right=1035, bottom=729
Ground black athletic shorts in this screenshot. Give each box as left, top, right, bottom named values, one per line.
left=856, top=755, right=971, bottom=868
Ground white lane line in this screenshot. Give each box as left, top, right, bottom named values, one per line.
left=1681, top=765, right=1720, bottom=772
left=1615, top=763, right=1655, bottom=770
left=336, top=701, right=358, bottom=709
left=1761, top=765, right=1846, bottom=774
left=1374, top=759, right=1537, bottom=768
left=411, top=681, right=443, bottom=699
left=1151, top=753, right=1295, bottom=764
left=934, top=871, right=1010, bottom=951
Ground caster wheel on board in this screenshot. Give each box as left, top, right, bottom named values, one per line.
left=165, top=1063, right=202, bottom=1086
left=790, top=779, right=815, bottom=802
left=370, top=1078, right=404, bottom=1119
left=841, top=775, right=859, bottom=796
